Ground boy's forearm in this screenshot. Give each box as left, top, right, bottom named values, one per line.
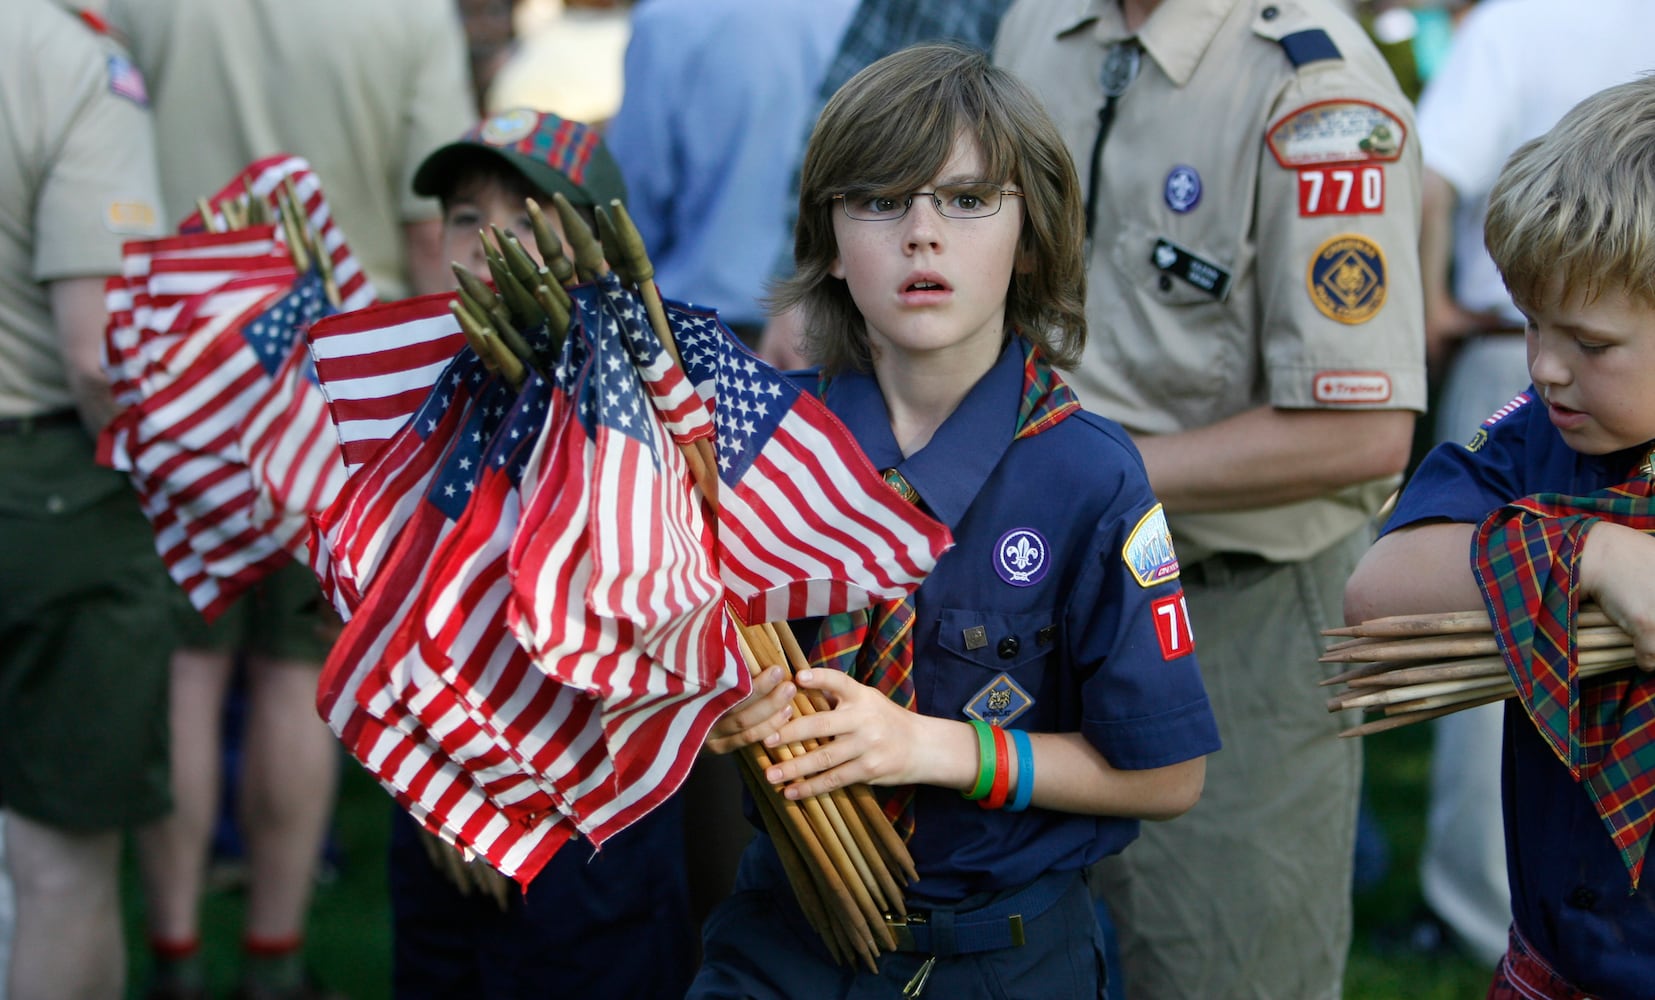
left=1343, top=522, right=1482, bottom=624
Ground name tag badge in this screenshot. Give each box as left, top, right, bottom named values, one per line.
left=1151, top=239, right=1232, bottom=300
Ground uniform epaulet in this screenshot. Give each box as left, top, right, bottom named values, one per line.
left=1276, top=28, right=1342, bottom=68
left=75, top=7, right=110, bottom=35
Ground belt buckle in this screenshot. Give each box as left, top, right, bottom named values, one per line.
left=884, top=909, right=927, bottom=951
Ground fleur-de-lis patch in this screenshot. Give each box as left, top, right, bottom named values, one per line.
left=994, top=527, right=1049, bottom=587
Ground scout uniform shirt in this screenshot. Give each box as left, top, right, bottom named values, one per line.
left=817, top=338, right=1220, bottom=900
left=104, top=0, right=475, bottom=300
left=995, top=0, right=1426, bottom=563
left=0, top=0, right=163, bottom=419
left=1386, top=392, right=1655, bottom=996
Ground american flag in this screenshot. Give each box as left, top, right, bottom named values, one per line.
left=305, top=294, right=469, bottom=474
left=318, top=496, right=574, bottom=884
left=308, top=345, right=485, bottom=616
left=236, top=273, right=346, bottom=558
left=357, top=376, right=569, bottom=820
left=501, top=283, right=742, bottom=845
left=102, top=229, right=291, bottom=462
left=185, top=154, right=376, bottom=313
left=656, top=298, right=954, bottom=622
left=105, top=268, right=314, bottom=620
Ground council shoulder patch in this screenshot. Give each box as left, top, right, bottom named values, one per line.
left=1267, top=100, right=1406, bottom=167
left=1307, top=234, right=1387, bottom=324
left=1123, top=503, right=1180, bottom=588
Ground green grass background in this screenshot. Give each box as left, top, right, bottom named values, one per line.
left=119, top=720, right=1494, bottom=999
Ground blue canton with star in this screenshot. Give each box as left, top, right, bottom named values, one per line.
left=242, top=270, right=331, bottom=377
left=658, top=301, right=789, bottom=487
left=582, top=280, right=659, bottom=461
left=423, top=350, right=514, bottom=521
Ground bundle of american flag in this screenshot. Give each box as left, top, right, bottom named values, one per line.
left=305, top=196, right=953, bottom=968
left=99, top=154, right=375, bottom=621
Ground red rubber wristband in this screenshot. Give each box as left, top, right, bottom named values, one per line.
left=981, top=724, right=1012, bottom=810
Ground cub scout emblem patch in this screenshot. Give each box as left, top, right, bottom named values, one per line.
left=1267, top=101, right=1407, bottom=167
left=1307, top=234, right=1387, bottom=324
left=965, top=673, right=1034, bottom=728
left=1123, top=504, right=1179, bottom=588
left=1164, top=166, right=1202, bottom=212
left=995, top=527, right=1048, bottom=587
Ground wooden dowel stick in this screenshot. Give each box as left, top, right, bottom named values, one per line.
left=1338, top=690, right=1510, bottom=737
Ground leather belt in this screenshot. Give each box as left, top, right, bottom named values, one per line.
left=0, top=410, right=79, bottom=435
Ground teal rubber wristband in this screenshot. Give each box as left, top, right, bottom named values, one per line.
left=963, top=719, right=996, bottom=800
left=1008, top=728, right=1035, bottom=812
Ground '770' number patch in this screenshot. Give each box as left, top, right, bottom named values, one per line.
left=1151, top=590, right=1195, bottom=660
left=1298, top=165, right=1383, bottom=216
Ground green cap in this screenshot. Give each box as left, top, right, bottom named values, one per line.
left=412, top=108, right=627, bottom=208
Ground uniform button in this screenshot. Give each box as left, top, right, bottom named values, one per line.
left=1036, top=624, right=1056, bottom=646
left=45, top=495, right=65, bottom=514
left=1262, top=5, right=1278, bottom=19
left=1567, top=886, right=1598, bottom=910
left=997, top=636, right=1020, bottom=659
left=1157, top=275, right=1173, bottom=292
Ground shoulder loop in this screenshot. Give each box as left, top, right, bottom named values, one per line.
left=75, top=8, right=110, bottom=35
left=1277, top=28, right=1342, bottom=68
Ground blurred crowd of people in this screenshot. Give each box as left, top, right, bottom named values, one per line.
left=2, top=0, right=1650, bottom=998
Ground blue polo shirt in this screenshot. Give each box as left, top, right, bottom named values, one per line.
left=810, top=338, right=1220, bottom=902
left=1386, top=385, right=1655, bottom=996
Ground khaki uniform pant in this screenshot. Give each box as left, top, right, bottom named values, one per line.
left=1095, top=528, right=1369, bottom=1000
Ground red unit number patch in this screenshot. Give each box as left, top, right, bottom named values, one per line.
left=1298, top=166, right=1384, bottom=216
left=1151, top=590, right=1195, bottom=660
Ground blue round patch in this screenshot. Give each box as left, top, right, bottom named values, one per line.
left=994, top=527, right=1048, bottom=587
left=1164, top=165, right=1202, bottom=213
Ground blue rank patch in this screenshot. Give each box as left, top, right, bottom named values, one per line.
left=964, top=672, right=1033, bottom=728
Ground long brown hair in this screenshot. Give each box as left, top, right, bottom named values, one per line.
left=769, top=42, right=1086, bottom=374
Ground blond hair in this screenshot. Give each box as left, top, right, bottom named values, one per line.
left=1486, top=75, right=1655, bottom=311
left=770, top=42, right=1086, bottom=374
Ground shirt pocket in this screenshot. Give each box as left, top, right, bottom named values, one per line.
left=930, top=607, right=1059, bottom=728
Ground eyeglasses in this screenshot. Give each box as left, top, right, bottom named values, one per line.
left=833, top=183, right=1024, bottom=222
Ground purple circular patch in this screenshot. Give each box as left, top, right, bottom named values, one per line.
left=994, top=527, right=1048, bottom=587
left=1164, top=165, right=1202, bottom=213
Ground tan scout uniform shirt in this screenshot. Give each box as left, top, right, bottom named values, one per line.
left=104, top=0, right=475, bottom=300
left=0, top=1, right=164, bottom=418
left=996, top=0, right=1425, bottom=562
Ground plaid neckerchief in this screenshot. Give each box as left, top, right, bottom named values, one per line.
left=1472, top=454, right=1655, bottom=887
left=809, top=339, right=1079, bottom=840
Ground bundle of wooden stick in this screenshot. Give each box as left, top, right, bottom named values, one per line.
left=1322, top=605, right=1635, bottom=737
left=197, top=178, right=343, bottom=308
left=452, top=199, right=915, bottom=970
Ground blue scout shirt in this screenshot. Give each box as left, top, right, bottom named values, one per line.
left=812, top=337, right=1221, bottom=902
left=1386, top=386, right=1655, bottom=996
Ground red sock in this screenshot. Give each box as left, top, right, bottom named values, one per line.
left=149, top=935, right=201, bottom=961
left=242, top=932, right=303, bottom=958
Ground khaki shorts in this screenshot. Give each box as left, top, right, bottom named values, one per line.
left=172, top=558, right=332, bottom=662
left=0, top=423, right=176, bottom=830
